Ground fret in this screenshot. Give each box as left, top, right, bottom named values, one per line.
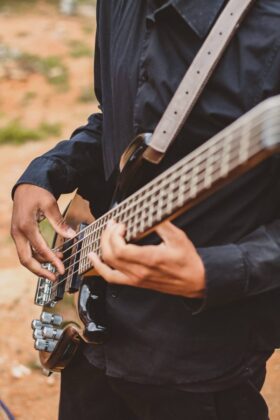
left=188, top=148, right=205, bottom=199
left=177, top=170, right=188, bottom=208
left=220, top=133, right=232, bottom=178
left=239, top=121, right=251, bottom=164
left=204, top=149, right=215, bottom=189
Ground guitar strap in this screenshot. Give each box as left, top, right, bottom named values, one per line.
left=143, top=0, right=255, bottom=164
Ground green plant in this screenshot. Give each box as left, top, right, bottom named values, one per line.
left=78, top=86, right=96, bottom=103
left=68, top=40, right=92, bottom=58
left=21, top=91, right=37, bottom=106
left=17, top=53, right=69, bottom=91
left=0, top=120, right=61, bottom=145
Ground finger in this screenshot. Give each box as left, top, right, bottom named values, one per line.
left=108, top=225, right=161, bottom=267
left=23, top=226, right=65, bottom=275
left=100, top=220, right=124, bottom=264
left=155, top=221, right=187, bottom=246
left=88, top=252, right=132, bottom=284
left=32, top=249, right=46, bottom=263
left=32, top=246, right=64, bottom=265
left=13, top=234, right=57, bottom=281
left=44, top=200, right=76, bottom=239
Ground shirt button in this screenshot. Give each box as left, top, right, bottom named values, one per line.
left=110, top=286, right=118, bottom=298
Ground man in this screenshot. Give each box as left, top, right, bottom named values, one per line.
left=11, top=1, right=280, bottom=419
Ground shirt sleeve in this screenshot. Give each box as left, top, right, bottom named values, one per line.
left=12, top=24, right=104, bottom=203
left=192, top=219, right=280, bottom=313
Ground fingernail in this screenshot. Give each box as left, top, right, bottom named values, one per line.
left=66, top=226, right=76, bottom=237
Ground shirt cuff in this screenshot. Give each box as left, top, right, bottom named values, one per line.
left=186, top=244, right=248, bottom=315
left=11, top=156, right=70, bottom=200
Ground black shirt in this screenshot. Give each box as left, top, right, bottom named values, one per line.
left=14, top=0, right=280, bottom=388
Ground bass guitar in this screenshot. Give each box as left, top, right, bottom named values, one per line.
left=31, top=95, right=280, bottom=375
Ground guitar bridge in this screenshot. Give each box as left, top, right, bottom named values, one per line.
left=34, top=263, right=56, bottom=307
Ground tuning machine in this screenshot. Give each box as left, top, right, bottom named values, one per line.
left=40, top=312, right=63, bottom=326
left=31, top=312, right=64, bottom=354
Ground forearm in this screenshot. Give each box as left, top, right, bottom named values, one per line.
left=194, top=219, right=280, bottom=313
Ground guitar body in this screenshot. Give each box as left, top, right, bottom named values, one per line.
left=31, top=96, right=280, bottom=374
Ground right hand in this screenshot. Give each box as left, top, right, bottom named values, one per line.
left=11, top=184, right=76, bottom=281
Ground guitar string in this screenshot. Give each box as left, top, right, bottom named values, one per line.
left=71, top=134, right=266, bottom=275
left=49, top=111, right=280, bottom=264
left=48, top=120, right=280, bottom=295
left=48, top=136, right=268, bottom=294
left=46, top=115, right=280, bottom=296
left=49, top=138, right=264, bottom=294
left=54, top=132, right=246, bottom=270
left=50, top=109, right=277, bottom=260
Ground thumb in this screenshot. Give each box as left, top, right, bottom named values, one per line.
left=44, top=200, right=76, bottom=239
left=155, top=220, right=187, bottom=246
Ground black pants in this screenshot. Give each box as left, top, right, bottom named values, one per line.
left=59, top=350, right=269, bottom=420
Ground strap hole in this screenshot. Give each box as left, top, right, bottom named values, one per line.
left=185, top=91, right=189, bottom=95
left=197, top=70, right=200, bottom=74
left=219, top=32, right=223, bottom=36
left=174, top=111, right=178, bottom=115
left=208, top=51, right=211, bottom=55
left=163, top=130, right=167, bottom=134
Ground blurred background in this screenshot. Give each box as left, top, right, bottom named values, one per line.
left=0, top=1, right=280, bottom=419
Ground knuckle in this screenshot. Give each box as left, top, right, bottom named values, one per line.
left=148, top=253, right=161, bottom=267
left=102, top=249, right=113, bottom=265
left=18, top=220, right=30, bottom=233
left=19, top=255, right=31, bottom=267
left=36, top=245, right=49, bottom=257
left=10, top=224, right=20, bottom=238
left=137, top=268, right=149, bottom=281
left=44, top=198, right=56, bottom=211
left=114, top=246, right=124, bottom=259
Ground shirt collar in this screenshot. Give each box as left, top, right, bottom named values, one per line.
left=171, top=0, right=226, bottom=38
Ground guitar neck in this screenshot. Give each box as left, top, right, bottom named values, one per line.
left=77, top=97, right=280, bottom=275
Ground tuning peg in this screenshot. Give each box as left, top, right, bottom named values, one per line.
left=33, top=329, right=44, bottom=340
left=40, top=312, right=63, bottom=326
left=34, top=339, right=57, bottom=353
left=31, top=319, right=43, bottom=330
left=42, top=326, right=63, bottom=340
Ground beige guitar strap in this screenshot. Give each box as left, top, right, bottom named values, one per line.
left=143, top=0, right=255, bottom=164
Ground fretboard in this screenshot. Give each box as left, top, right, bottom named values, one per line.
left=77, top=97, right=280, bottom=275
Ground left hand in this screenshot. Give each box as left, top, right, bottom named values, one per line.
left=88, top=220, right=205, bottom=298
